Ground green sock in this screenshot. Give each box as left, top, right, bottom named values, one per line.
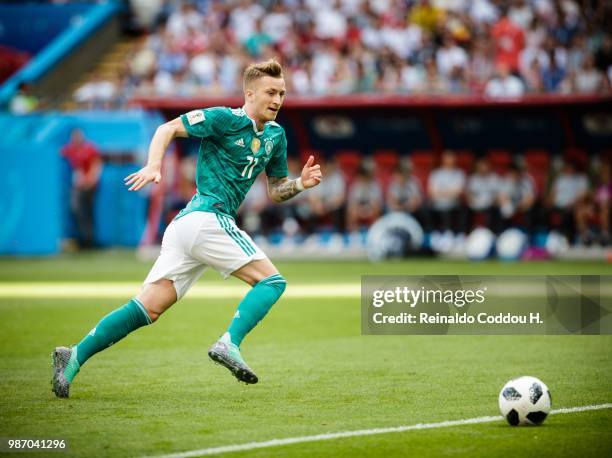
left=74, top=299, right=152, bottom=368
left=227, top=274, right=286, bottom=346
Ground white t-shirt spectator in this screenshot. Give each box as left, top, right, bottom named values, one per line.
left=469, top=0, right=499, bottom=25
left=190, top=53, right=216, bottom=85
left=388, top=176, right=423, bottom=208
left=74, top=79, right=116, bottom=105
left=429, top=168, right=466, bottom=210
left=433, top=0, right=468, bottom=12
left=348, top=180, right=383, bottom=207
left=484, top=75, right=525, bottom=98
left=291, top=67, right=312, bottom=95
left=314, top=8, right=347, bottom=40
left=436, top=45, right=469, bottom=76
left=552, top=173, right=589, bottom=208
left=467, top=172, right=499, bottom=210
left=401, top=63, right=426, bottom=93
left=229, top=3, right=264, bottom=43
left=575, top=68, right=603, bottom=93
left=509, top=3, right=533, bottom=29
left=310, top=170, right=346, bottom=209
left=167, top=8, right=203, bottom=39
left=262, top=10, right=293, bottom=43
left=381, top=25, right=421, bottom=60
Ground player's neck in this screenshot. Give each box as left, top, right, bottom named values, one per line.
left=243, top=105, right=265, bottom=131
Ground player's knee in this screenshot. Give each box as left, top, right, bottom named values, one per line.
left=144, top=307, right=161, bottom=323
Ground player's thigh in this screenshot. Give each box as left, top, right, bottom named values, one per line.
left=142, top=215, right=208, bottom=310
left=190, top=212, right=271, bottom=283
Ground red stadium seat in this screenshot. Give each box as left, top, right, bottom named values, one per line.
left=373, top=149, right=400, bottom=171
left=455, top=150, right=475, bottom=173
left=565, top=147, right=588, bottom=170
left=487, top=149, right=512, bottom=174
left=373, top=149, right=400, bottom=196
left=410, top=150, right=437, bottom=190
left=524, top=150, right=551, bottom=196
left=299, top=149, right=323, bottom=163
left=334, top=149, right=362, bottom=178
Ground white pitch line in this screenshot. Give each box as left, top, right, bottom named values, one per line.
left=142, top=403, right=612, bottom=458
left=2, top=282, right=610, bottom=299
left=0, top=282, right=360, bottom=299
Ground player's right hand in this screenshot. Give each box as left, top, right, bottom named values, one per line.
left=124, top=165, right=161, bottom=191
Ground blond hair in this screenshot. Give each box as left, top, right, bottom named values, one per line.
left=243, top=59, right=284, bottom=89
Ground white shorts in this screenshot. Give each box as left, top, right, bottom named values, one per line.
left=143, top=211, right=266, bottom=299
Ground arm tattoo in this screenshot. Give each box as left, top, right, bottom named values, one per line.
left=268, top=176, right=302, bottom=202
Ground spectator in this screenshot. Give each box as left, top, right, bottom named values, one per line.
left=548, top=159, right=589, bottom=242
left=595, top=162, right=611, bottom=245
left=522, top=57, right=544, bottom=92
left=307, top=159, right=347, bottom=233
left=594, top=34, right=612, bottom=82
left=541, top=49, right=566, bottom=92
left=491, top=6, right=525, bottom=73
left=426, top=150, right=467, bottom=234
left=466, top=157, right=500, bottom=232
left=61, top=129, right=102, bottom=249
left=244, top=17, right=273, bottom=57
left=484, top=63, right=525, bottom=98
left=262, top=2, right=293, bottom=43
left=498, top=163, right=537, bottom=232
left=346, top=166, right=384, bottom=233
left=574, top=54, right=607, bottom=93
left=73, top=73, right=117, bottom=109
left=104, top=0, right=610, bottom=98
left=409, top=0, right=445, bottom=34
left=508, top=0, right=533, bottom=30
left=387, top=163, right=424, bottom=217
left=166, top=2, right=203, bottom=39
left=9, top=82, right=39, bottom=114
left=575, top=162, right=611, bottom=246
left=436, top=34, right=469, bottom=77
left=467, top=35, right=495, bottom=92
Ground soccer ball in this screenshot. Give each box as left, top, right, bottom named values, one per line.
left=498, top=376, right=552, bottom=426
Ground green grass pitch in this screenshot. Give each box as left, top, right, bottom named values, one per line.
left=0, top=252, right=611, bottom=457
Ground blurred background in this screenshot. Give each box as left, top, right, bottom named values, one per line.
left=0, top=0, right=610, bottom=263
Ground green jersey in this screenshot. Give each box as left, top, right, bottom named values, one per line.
left=177, top=106, right=289, bottom=219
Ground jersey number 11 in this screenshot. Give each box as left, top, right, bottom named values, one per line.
left=241, top=155, right=258, bottom=179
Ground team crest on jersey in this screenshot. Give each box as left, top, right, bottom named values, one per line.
left=250, top=137, right=261, bottom=153
left=186, top=110, right=204, bottom=125
left=264, top=139, right=273, bottom=155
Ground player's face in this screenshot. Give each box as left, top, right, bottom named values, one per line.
left=246, top=76, right=286, bottom=123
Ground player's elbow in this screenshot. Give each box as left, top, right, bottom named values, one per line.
left=157, top=118, right=186, bottom=139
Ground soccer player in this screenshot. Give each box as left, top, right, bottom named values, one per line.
left=52, top=59, right=322, bottom=398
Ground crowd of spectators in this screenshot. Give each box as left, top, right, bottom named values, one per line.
left=166, top=149, right=610, bottom=247
left=73, top=0, right=612, bottom=106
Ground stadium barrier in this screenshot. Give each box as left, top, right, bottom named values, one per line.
left=0, top=110, right=162, bottom=255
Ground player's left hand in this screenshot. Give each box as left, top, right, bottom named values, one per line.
left=301, top=155, right=322, bottom=189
